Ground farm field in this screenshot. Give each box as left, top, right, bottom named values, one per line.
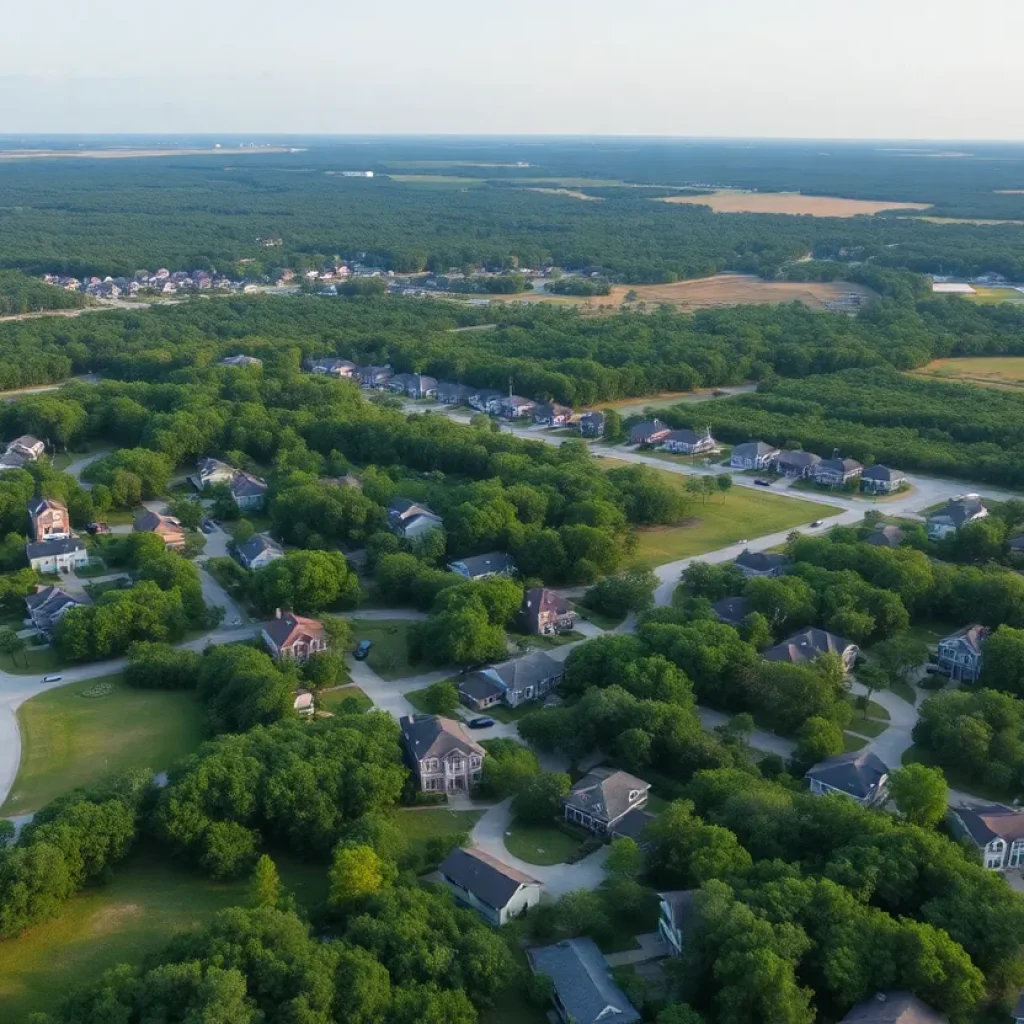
left=908, top=356, right=1024, bottom=390
left=964, top=287, right=1024, bottom=306
left=659, top=190, right=931, bottom=217
left=2, top=675, right=207, bottom=815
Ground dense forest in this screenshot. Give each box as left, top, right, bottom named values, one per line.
left=0, top=271, right=87, bottom=317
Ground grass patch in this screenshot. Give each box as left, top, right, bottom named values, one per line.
left=404, top=686, right=434, bottom=714
left=846, top=717, right=886, bottom=739
left=348, top=618, right=417, bottom=680
left=484, top=701, right=544, bottom=723
left=2, top=675, right=207, bottom=815
left=510, top=629, right=584, bottom=650
left=317, top=685, right=372, bottom=713
left=890, top=681, right=917, bottom=706
left=573, top=602, right=625, bottom=631
left=502, top=820, right=584, bottom=866
left=902, top=744, right=1019, bottom=803
left=394, top=807, right=484, bottom=866
left=1, top=645, right=64, bottom=676
left=843, top=733, right=868, bottom=752
left=862, top=699, right=890, bottom=721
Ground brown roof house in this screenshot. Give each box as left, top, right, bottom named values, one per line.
left=949, top=803, right=1024, bottom=871
left=562, top=768, right=652, bottom=838
left=133, top=511, right=186, bottom=550
left=840, top=992, right=946, bottom=1024
left=521, top=587, right=576, bottom=635
left=28, top=497, right=70, bottom=543
left=261, top=609, right=327, bottom=662
left=438, top=846, right=541, bottom=926
left=400, top=714, right=485, bottom=794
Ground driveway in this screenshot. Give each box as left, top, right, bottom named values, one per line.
left=63, top=449, right=111, bottom=490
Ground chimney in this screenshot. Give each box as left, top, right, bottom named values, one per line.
left=275, top=608, right=282, bottom=619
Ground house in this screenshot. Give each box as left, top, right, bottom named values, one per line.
left=949, top=803, right=1024, bottom=871
left=133, top=511, right=187, bottom=551
left=734, top=550, right=788, bottom=578
left=840, top=991, right=947, bottom=1024
left=533, top=402, right=574, bottom=427
left=437, top=381, right=473, bottom=405
left=25, top=537, right=89, bottom=573
left=562, top=767, right=650, bottom=835
left=220, top=354, right=262, bottom=368
left=387, top=498, right=444, bottom=539
left=528, top=937, right=641, bottom=1024
left=861, top=465, right=906, bottom=494
left=658, top=890, right=697, bottom=957
left=496, top=394, right=537, bottom=419
left=661, top=427, right=717, bottom=455
left=190, top=457, right=236, bottom=490
left=521, top=587, right=576, bottom=635
left=293, top=691, right=315, bottom=716
left=927, top=495, right=988, bottom=540
left=28, top=497, right=70, bottom=543
left=438, top=846, right=542, bottom=926
left=468, top=388, right=503, bottom=413
left=764, top=627, right=859, bottom=671
left=936, top=624, right=988, bottom=682
left=261, top=608, right=327, bottom=662
left=730, top=440, right=780, bottom=470
left=448, top=551, right=515, bottom=581
left=459, top=650, right=564, bottom=710
left=578, top=411, right=605, bottom=438
left=25, top=585, right=80, bottom=630
left=229, top=471, right=268, bottom=511
left=0, top=451, right=27, bottom=472
left=814, top=457, right=863, bottom=486
left=1014, top=992, right=1024, bottom=1024
left=388, top=372, right=439, bottom=399
left=1010, top=534, right=1024, bottom=557
left=865, top=524, right=906, bottom=548
left=6, top=435, right=45, bottom=461
left=356, top=365, right=393, bottom=389
left=806, top=750, right=889, bottom=805
left=400, top=714, right=485, bottom=793
left=711, top=595, right=751, bottom=626
left=772, top=450, right=822, bottom=478
left=235, top=533, right=284, bottom=570
left=308, top=357, right=356, bottom=377
left=628, top=420, right=670, bottom=445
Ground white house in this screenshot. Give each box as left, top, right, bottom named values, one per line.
left=927, top=495, right=988, bottom=540
left=438, top=846, right=541, bottom=926
left=730, top=441, right=780, bottom=471
left=25, top=537, right=89, bottom=574
left=949, top=804, right=1024, bottom=871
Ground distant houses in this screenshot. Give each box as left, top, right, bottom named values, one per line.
left=388, top=372, right=438, bottom=399
left=220, top=354, right=262, bottom=368
left=773, top=450, right=821, bottom=478
left=357, top=365, right=393, bottom=389
left=0, top=434, right=46, bottom=472
left=533, top=402, right=574, bottom=427
left=813, top=457, right=863, bottom=487
left=191, top=457, right=268, bottom=511
left=307, top=357, right=356, bottom=378
left=29, top=497, right=70, bottom=543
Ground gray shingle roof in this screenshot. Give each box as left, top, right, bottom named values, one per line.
left=563, top=768, right=650, bottom=825
left=237, top=534, right=283, bottom=563
left=439, top=847, right=540, bottom=910
left=818, top=457, right=863, bottom=474
left=229, top=470, right=267, bottom=499
left=862, top=464, right=905, bottom=482
left=458, top=674, right=505, bottom=704
left=763, top=627, right=852, bottom=665
left=929, top=495, right=986, bottom=527
left=840, top=991, right=947, bottom=1023
left=25, top=537, right=86, bottom=559
left=449, top=551, right=515, bottom=578
left=735, top=550, right=788, bottom=573
left=806, top=750, right=888, bottom=800
left=711, top=596, right=751, bottom=625
left=732, top=440, right=779, bottom=459
left=775, top=450, right=821, bottom=469
left=471, top=651, right=563, bottom=696
left=400, top=715, right=485, bottom=761
left=866, top=524, right=906, bottom=548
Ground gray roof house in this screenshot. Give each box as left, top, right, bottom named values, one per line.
left=235, top=533, right=285, bottom=571
left=438, top=846, right=541, bottom=926
left=936, top=624, right=988, bottom=682
left=773, top=450, right=821, bottom=477
left=387, top=498, right=444, bottom=539
left=578, top=411, right=606, bottom=437
left=25, top=536, right=89, bottom=573
left=806, top=750, right=889, bottom=805
left=25, top=584, right=80, bottom=631
left=949, top=803, right=1024, bottom=872
left=307, top=357, right=356, bottom=377
left=528, top=937, right=641, bottom=1024
left=730, top=440, right=780, bottom=470
left=388, top=372, right=439, bottom=399
left=628, top=419, right=670, bottom=445
left=562, top=767, right=651, bottom=836
left=661, top=427, right=716, bottom=455
left=734, top=549, right=788, bottom=577
left=356, top=365, right=393, bottom=388
left=927, top=494, right=988, bottom=540
left=840, top=991, right=947, bottom=1024
left=437, top=381, right=473, bottom=405
left=764, top=627, right=858, bottom=671
left=533, top=402, right=574, bottom=426
left=1014, top=991, right=1024, bottom=1024
left=458, top=650, right=564, bottom=710
left=814, top=457, right=863, bottom=486
left=400, top=714, right=485, bottom=793
left=711, top=595, right=751, bottom=626
left=468, top=388, right=503, bottom=412
left=448, top=551, right=516, bottom=581
left=220, top=354, right=262, bottom=368
left=229, top=470, right=268, bottom=510
left=866, top=524, right=906, bottom=548
left=496, top=394, right=537, bottom=419
left=191, top=456, right=236, bottom=490
left=861, top=464, right=907, bottom=494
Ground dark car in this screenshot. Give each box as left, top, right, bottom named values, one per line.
left=754, top=478, right=772, bottom=487
left=810, top=519, right=824, bottom=528
left=467, top=717, right=494, bottom=729
left=200, top=518, right=216, bottom=534
left=353, top=640, right=373, bottom=660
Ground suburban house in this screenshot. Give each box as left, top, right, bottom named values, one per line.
left=25, top=584, right=80, bottom=630
left=191, top=457, right=235, bottom=490
left=661, top=427, right=717, bottom=455
left=764, top=627, right=859, bottom=671
left=468, top=388, right=503, bottom=413
left=578, top=411, right=606, bottom=438
left=26, top=537, right=89, bottom=573
left=235, top=533, right=285, bottom=570
left=229, top=470, right=268, bottom=511
left=562, top=767, right=651, bottom=836
left=220, top=354, right=262, bottom=368
left=927, top=494, right=988, bottom=539
left=865, top=524, right=906, bottom=548
left=133, top=511, right=187, bottom=550
left=261, top=609, right=327, bottom=662
left=400, top=714, right=485, bottom=793
left=0, top=450, right=27, bottom=472
left=730, top=440, right=780, bottom=471
left=528, top=938, right=641, bottom=1024
left=356, top=365, right=393, bottom=389
left=861, top=464, right=907, bottom=494
left=7, top=435, right=46, bottom=461
left=438, top=846, right=542, bottom=926
left=806, top=750, right=889, bottom=805
left=520, top=587, right=576, bottom=635
left=711, top=595, right=751, bottom=627
left=388, top=372, right=439, bottom=399
left=628, top=420, right=670, bottom=445
left=387, top=498, right=444, bottom=539
left=950, top=804, right=1024, bottom=871
left=772, top=450, right=822, bottom=478
left=813, top=457, right=863, bottom=486
left=458, top=650, right=564, bottom=710
left=935, top=624, right=988, bottom=681
left=448, top=551, right=516, bottom=581
left=533, top=402, right=574, bottom=427
left=308, top=357, right=356, bottom=377
left=1010, top=535, right=1024, bottom=557
left=496, top=394, right=537, bottom=419
left=28, top=497, right=70, bottom=542
left=437, top=382, right=473, bottom=405
left=657, top=890, right=697, bottom=957
left=840, top=992, right=947, bottom=1024
left=293, top=691, right=315, bottom=716
left=734, top=550, right=789, bottom=578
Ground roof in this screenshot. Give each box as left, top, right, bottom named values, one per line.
left=134, top=511, right=184, bottom=536
left=629, top=419, right=666, bottom=438
left=862, top=464, right=905, bottom=482
left=580, top=410, right=605, bottom=423
left=929, top=495, right=986, bottom=526
left=450, top=551, right=515, bottom=577
left=9, top=435, right=43, bottom=452
left=500, top=394, right=536, bottom=408
left=262, top=609, right=325, bottom=650
left=475, top=651, right=563, bottom=693
left=25, top=585, right=77, bottom=617
left=400, top=715, right=485, bottom=761
left=439, top=846, right=540, bottom=909
left=711, top=596, right=751, bottom=625
left=0, top=451, right=27, bottom=469
left=221, top=354, right=262, bottom=367
left=534, top=402, right=573, bottom=418
left=237, top=534, right=284, bottom=563
left=775, top=450, right=821, bottom=469
left=28, top=496, right=67, bottom=517
left=25, top=537, right=86, bottom=559
left=764, top=627, right=853, bottom=665
left=735, top=550, right=788, bottom=573
left=818, top=457, right=863, bottom=474
left=952, top=804, right=1024, bottom=846
left=663, top=428, right=710, bottom=445
left=866, top=524, right=906, bottom=548
left=437, top=381, right=473, bottom=398
left=229, top=470, right=268, bottom=499
left=388, top=498, right=437, bottom=521
left=1010, top=534, right=1024, bottom=553
left=806, top=750, right=888, bottom=799
left=732, top=440, right=779, bottom=458
left=521, top=587, right=572, bottom=629
left=940, top=624, right=988, bottom=655
left=528, top=938, right=641, bottom=1024
left=458, top=674, right=505, bottom=703
left=659, top=889, right=698, bottom=933
left=612, top=807, right=656, bottom=840
left=563, top=767, right=650, bottom=824
left=403, top=512, right=443, bottom=532
left=840, top=991, right=947, bottom=1024
left=196, top=456, right=234, bottom=478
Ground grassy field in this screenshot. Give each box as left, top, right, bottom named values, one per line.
left=502, top=821, right=584, bottom=866
left=2, top=675, right=207, bottom=815
left=0, top=851, right=327, bottom=1021
left=347, top=618, right=418, bottom=679
left=394, top=807, right=484, bottom=866
left=317, top=684, right=373, bottom=713
left=909, top=356, right=1024, bottom=390
left=660, top=191, right=930, bottom=217
left=573, top=602, right=626, bottom=631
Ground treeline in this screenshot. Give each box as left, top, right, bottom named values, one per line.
left=0, top=270, right=88, bottom=317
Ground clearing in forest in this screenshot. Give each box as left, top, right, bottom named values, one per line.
left=660, top=191, right=931, bottom=217
left=908, top=357, right=1024, bottom=391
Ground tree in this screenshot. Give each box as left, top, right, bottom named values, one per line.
left=0, top=625, right=26, bottom=667
left=873, top=632, right=928, bottom=685
left=795, top=716, right=844, bottom=764
left=603, top=409, right=624, bottom=441
left=168, top=496, right=204, bottom=531
left=233, top=518, right=256, bottom=546
left=716, top=474, right=734, bottom=499
left=889, top=764, right=948, bottom=828
left=512, top=772, right=571, bottom=825
left=480, top=738, right=539, bottom=798
left=606, top=837, right=644, bottom=878
left=329, top=843, right=385, bottom=908
left=583, top=568, right=658, bottom=619
left=980, top=625, right=1024, bottom=697
left=248, top=854, right=283, bottom=909
left=303, top=650, right=344, bottom=689
left=421, top=680, right=460, bottom=716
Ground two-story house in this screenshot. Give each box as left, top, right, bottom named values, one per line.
left=562, top=768, right=651, bottom=836
left=805, top=750, right=889, bottom=805
left=25, top=584, right=80, bottom=631
left=400, top=714, right=485, bottom=793
left=578, top=411, right=606, bottom=438
left=388, top=372, right=439, bottom=399
left=657, top=890, right=697, bottom=957
left=496, top=394, right=537, bottom=419
left=387, top=498, right=444, bottom=539
left=229, top=470, right=268, bottom=511
left=235, top=533, right=285, bottom=570
left=949, top=804, right=1024, bottom=871
left=190, top=457, right=236, bottom=491
left=927, top=495, right=988, bottom=540
left=734, top=550, right=789, bottom=578
left=438, top=846, right=542, bottom=926
left=133, top=511, right=186, bottom=550
left=261, top=608, right=327, bottom=662
left=448, top=551, right=516, bottom=581
left=458, top=650, right=564, bottom=710
left=26, top=537, right=89, bottom=573
left=813, top=457, right=863, bottom=486
left=661, top=427, right=717, bottom=456
left=935, top=624, right=988, bottom=681
left=520, top=587, right=576, bottom=635
left=533, top=402, right=574, bottom=427
left=730, top=441, right=780, bottom=471
left=860, top=464, right=907, bottom=494
left=437, top=381, right=473, bottom=405
left=772, top=450, right=821, bottom=478
left=7, top=435, right=46, bottom=461
left=356, top=365, right=393, bottom=389
left=28, top=497, right=70, bottom=542
left=468, top=388, right=503, bottom=413
left=628, top=420, right=670, bottom=446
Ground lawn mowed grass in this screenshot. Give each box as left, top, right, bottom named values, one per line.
left=502, top=820, right=584, bottom=866
left=317, top=684, right=373, bottom=713
left=0, top=851, right=327, bottom=1021
left=2, top=675, right=207, bottom=815
left=394, top=807, right=484, bottom=866
left=347, top=618, right=418, bottom=680
left=1, top=644, right=64, bottom=676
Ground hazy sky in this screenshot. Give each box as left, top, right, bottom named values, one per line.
left=3, top=0, right=1022, bottom=138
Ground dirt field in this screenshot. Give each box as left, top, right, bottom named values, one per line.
left=910, top=216, right=1024, bottom=226
left=0, top=147, right=295, bottom=161
left=660, top=190, right=931, bottom=217
left=909, top=357, right=1024, bottom=390
left=528, top=187, right=602, bottom=201
left=964, top=287, right=1024, bottom=306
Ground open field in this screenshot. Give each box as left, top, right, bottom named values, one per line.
left=908, top=356, right=1024, bottom=390
left=660, top=190, right=931, bottom=217
left=909, top=216, right=1024, bottom=226
left=527, top=187, right=602, bottom=201
left=317, top=685, right=373, bottom=713
left=0, top=147, right=296, bottom=162
left=2, top=675, right=207, bottom=815
left=964, top=287, right=1024, bottom=306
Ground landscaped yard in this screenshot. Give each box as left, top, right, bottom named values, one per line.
left=1, top=644, right=64, bottom=676
left=2, top=675, right=208, bottom=815
left=843, top=733, right=868, bottom=752
left=347, top=618, right=418, bottom=679
left=502, top=820, right=585, bottom=866
left=317, top=684, right=373, bottom=713
left=395, top=807, right=484, bottom=864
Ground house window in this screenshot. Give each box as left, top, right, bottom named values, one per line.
left=425, top=759, right=438, bottom=772
left=470, top=757, right=481, bottom=768
left=1010, top=841, right=1024, bottom=868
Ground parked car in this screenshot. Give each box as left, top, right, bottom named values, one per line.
left=353, top=640, right=373, bottom=660
left=85, top=521, right=110, bottom=535
left=754, top=478, right=772, bottom=487
left=42, top=675, right=62, bottom=683
left=200, top=518, right=216, bottom=534
left=810, top=519, right=824, bottom=528
left=468, top=717, right=495, bottom=729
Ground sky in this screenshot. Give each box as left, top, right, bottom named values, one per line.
left=3, top=0, right=1023, bottom=139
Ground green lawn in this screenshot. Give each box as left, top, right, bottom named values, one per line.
left=846, top=717, right=886, bottom=739
left=0, top=851, right=327, bottom=1021
left=502, top=820, right=584, bottom=866
left=843, top=733, right=868, bottom=752
left=394, top=807, right=484, bottom=866
left=404, top=686, right=435, bottom=714
left=2, top=675, right=207, bottom=815
left=317, top=684, right=373, bottom=713
left=509, top=629, right=584, bottom=651
left=573, top=602, right=625, bottom=631
left=1, top=645, right=64, bottom=676
left=348, top=618, right=418, bottom=680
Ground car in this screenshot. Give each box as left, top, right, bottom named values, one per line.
left=85, top=522, right=99, bottom=535
left=467, top=717, right=495, bottom=729
left=200, top=518, right=216, bottom=534
left=754, top=478, right=772, bottom=487
left=810, top=519, right=824, bottom=528
left=94, top=522, right=111, bottom=534
left=353, top=640, right=373, bottom=660
left=42, top=675, right=63, bottom=683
